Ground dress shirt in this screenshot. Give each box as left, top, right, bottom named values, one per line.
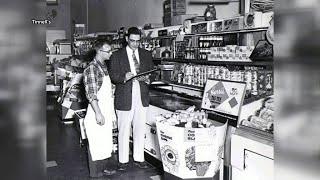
left=126, top=46, right=140, bottom=76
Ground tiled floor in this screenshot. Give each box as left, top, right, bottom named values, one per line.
left=47, top=93, right=163, bottom=180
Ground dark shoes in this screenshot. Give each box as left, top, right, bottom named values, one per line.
left=118, top=162, right=129, bottom=171
left=103, top=168, right=116, bottom=176
left=134, top=161, right=149, bottom=169
left=118, top=161, right=149, bottom=171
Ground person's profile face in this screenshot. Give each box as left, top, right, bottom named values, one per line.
left=127, top=34, right=141, bottom=51
left=99, top=44, right=112, bottom=61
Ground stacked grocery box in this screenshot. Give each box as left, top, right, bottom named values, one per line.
left=163, top=0, right=186, bottom=26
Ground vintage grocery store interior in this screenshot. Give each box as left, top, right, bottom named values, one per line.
left=46, top=0, right=275, bottom=179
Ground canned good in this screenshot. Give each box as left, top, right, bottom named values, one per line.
left=220, top=67, right=226, bottom=80
left=225, top=68, right=230, bottom=80
left=214, top=66, right=220, bottom=79
left=251, top=70, right=258, bottom=95
left=244, top=70, right=252, bottom=91
left=230, top=71, right=237, bottom=81
left=178, top=73, right=183, bottom=83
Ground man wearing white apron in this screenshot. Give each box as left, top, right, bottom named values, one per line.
left=83, top=41, right=117, bottom=178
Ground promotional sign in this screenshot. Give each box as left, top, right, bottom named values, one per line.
left=201, top=79, right=246, bottom=117
left=156, top=121, right=227, bottom=179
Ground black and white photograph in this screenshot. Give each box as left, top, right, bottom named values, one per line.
left=1, top=0, right=320, bottom=180
left=45, top=0, right=275, bottom=179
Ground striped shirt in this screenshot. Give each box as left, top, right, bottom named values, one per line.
left=83, top=59, right=108, bottom=102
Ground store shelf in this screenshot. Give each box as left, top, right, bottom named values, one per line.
left=238, top=125, right=274, bottom=142
left=155, top=58, right=273, bottom=66
left=162, top=81, right=204, bottom=91
left=74, top=32, right=117, bottom=40
left=242, top=93, right=273, bottom=105
left=184, top=27, right=269, bottom=36
left=153, top=35, right=176, bottom=39
left=149, top=27, right=269, bottom=39
left=47, top=54, right=71, bottom=56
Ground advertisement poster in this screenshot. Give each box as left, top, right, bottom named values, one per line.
left=201, top=79, right=246, bottom=117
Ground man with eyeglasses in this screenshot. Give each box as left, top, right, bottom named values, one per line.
left=83, top=41, right=117, bottom=177
left=109, top=27, right=154, bottom=171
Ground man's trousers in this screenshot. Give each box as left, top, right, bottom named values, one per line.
left=116, top=80, right=147, bottom=163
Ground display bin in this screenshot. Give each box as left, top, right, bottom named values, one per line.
left=156, top=121, right=227, bottom=179
left=155, top=79, right=247, bottom=179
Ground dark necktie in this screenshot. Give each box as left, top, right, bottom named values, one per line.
left=132, top=51, right=140, bottom=73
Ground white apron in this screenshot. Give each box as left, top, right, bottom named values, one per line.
left=84, top=73, right=116, bottom=161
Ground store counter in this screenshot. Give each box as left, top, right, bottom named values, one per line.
left=148, top=87, right=229, bottom=127
left=146, top=86, right=273, bottom=180
left=149, top=89, right=202, bottom=112
left=145, top=87, right=225, bottom=180
left=231, top=127, right=274, bottom=180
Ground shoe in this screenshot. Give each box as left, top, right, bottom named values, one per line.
left=134, top=161, right=149, bottom=169
left=103, top=168, right=116, bottom=176
left=118, top=162, right=129, bottom=171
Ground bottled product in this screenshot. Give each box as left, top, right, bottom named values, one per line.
left=204, top=5, right=217, bottom=21
left=251, top=68, right=258, bottom=96
left=244, top=68, right=253, bottom=96
left=162, top=47, right=171, bottom=58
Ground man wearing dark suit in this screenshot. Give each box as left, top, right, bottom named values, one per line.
left=109, top=27, right=154, bottom=170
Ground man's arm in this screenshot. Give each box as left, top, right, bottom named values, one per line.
left=90, top=100, right=105, bottom=126
left=109, top=53, right=126, bottom=84
left=83, top=66, right=105, bottom=126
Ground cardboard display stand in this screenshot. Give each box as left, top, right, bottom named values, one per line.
left=156, top=121, right=227, bottom=179
left=156, top=79, right=246, bottom=179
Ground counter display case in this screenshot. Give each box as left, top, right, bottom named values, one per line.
left=144, top=26, right=273, bottom=107
left=143, top=17, right=274, bottom=180
left=143, top=19, right=274, bottom=128
left=231, top=127, right=273, bottom=180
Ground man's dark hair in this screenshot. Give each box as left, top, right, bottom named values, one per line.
left=126, top=27, right=141, bottom=37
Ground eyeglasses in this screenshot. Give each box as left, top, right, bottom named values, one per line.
left=100, top=49, right=112, bottom=53
left=128, top=39, right=141, bottom=43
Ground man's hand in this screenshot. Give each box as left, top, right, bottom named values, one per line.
left=124, top=72, right=135, bottom=82
left=95, top=112, right=105, bottom=126
left=135, top=74, right=150, bottom=84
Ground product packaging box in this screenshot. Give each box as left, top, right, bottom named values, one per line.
left=156, top=121, right=227, bottom=179
left=163, top=0, right=186, bottom=16
left=212, top=20, right=224, bottom=32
